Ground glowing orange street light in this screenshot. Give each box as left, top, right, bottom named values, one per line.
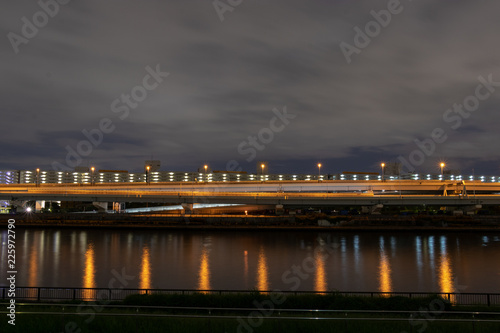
left=381, top=163, right=385, bottom=181
left=146, top=165, right=150, bottom=185
left=36, top=168, right=40, bottom=187
left=317, top=163, right=322, bottom=182
left=91, top=166, right=95, bottom=186
left=204, top=164, right=208, bottom=173
left=440, top=162, right=445, bottom=176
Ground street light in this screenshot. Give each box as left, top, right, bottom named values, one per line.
left=440, top=162, right=445, bottom=179
left=381, top=163, right=385, bottom=182
left=146, top=165, right=150, bottom=185
left=317, top=163, right=322, bottom=182
left=36, top=168, right=40, bottom=187
left=91, top=166, right=95, bottom=186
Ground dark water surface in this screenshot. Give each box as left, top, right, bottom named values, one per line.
left=1, top=228, right=500, bottom=293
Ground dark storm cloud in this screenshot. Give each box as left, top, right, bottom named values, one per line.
left=1, top=0, right=500, bottom=174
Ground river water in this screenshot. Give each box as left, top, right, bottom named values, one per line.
left=1, top=228, right=500, bottom=293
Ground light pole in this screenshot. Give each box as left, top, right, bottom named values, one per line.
left=261, top=164, right=265, bottom=181
left=146, top=165, right=150, bottom=185
left=204, top=164, right=208, bottom=182
left=381, top=163, right=385, bottom=182
left=317, top=163, right=322, bottom=182
left=91, top=167, right=95, bottom=186
left=473, top=168, right=476, bottom=202
left=36, top=168, right=40, bottom=187
left=440, top=162, right=445, bottom=181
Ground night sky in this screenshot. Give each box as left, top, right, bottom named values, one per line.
left=2, top=0, right=500, bottom=175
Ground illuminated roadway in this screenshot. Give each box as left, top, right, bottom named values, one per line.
left=1, top=180, right=500, bottom=206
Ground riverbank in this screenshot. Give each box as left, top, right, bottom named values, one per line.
left=1, top=213, right=499, bottom=231
left=1, top=293, right=499, bottom=333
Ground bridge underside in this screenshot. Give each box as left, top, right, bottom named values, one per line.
left=1, top=181, right=499, bottom=210
left=2, top=193, right=499, bottom=207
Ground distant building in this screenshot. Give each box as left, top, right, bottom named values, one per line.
left=0, top=170, right=19, bottom=184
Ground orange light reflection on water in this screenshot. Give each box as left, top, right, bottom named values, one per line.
left=244, top=250, right=249, bottom=289
left=257, top=247, right=269, bottom=293
left=139, top=246, right=151, bottom=293
left=315, top=251, right=327, bottom=294
left=83, top=243, right=96, bottom=300
left=198, top=247, right=211, bottom=293
left=378, top=238, right=392, bottom=296
left=439, top=237, right=456, bottom=302
left=27, top=241, right=39, bottom=299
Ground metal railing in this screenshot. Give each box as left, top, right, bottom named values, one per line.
left=2, top=287, right=500, bottom=306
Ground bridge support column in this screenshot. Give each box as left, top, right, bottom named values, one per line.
left=9, top=200, right=27, bottom=213
left=92, top=202, right=108, bottom=213
left=181, top=203, right=193, bottom=214
left=35, top=201, right=44, bottom=213
left=112, top=202, right=125, bottom=213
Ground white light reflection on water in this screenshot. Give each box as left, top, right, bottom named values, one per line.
left=340, top=237, right=348, bottom=282
left=53, top=231, right=60, bottom=282
left=428, top=235, right=435, bottom=271
left=353, top=235, right=360, bottom=274
left=415, top=236, right=424, bottom=290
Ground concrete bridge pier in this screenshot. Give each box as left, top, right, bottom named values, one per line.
left=9, top=200, right=28, bottom=212
left=92, top=202, right=108, bottom=212
left=35, top=201, right=45, bottom=212
left=181, top=203, right=194, bottom=214
left=112, top=202, right=125, bottom=213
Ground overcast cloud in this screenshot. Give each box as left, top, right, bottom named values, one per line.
left=1, top=0, right=500, bottom=174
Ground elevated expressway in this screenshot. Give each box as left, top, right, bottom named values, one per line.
left=1, top=180, right=500, bottom=210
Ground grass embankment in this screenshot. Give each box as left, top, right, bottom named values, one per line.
left=122, top=291, right=451, bottom=310
left=2, top=293, right=500, bottom=333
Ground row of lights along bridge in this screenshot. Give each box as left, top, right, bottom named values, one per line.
left=26, top=162, right=454, bottom=186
